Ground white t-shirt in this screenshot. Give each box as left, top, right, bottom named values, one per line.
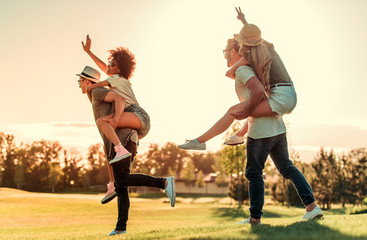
left=235, top=66, right=286, bottom=139
left=107, top=74, right=139, bottom=107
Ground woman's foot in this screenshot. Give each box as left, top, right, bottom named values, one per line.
left=178, top=139, right=206, bottom=150
left=164, top=177, right=176, bottom=207
left=110, top=145, right=132, bottom=164
left=101, top=182, right=117, bottom=204
left=301, top=206, right=323, bottom=220
left=224, top=134, right=244, bottom=145
left=109, top=229, right=126, bottom=236
left=235, top=217, right=262, bottom=225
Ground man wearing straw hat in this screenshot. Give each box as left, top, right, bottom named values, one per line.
left=76, top=66, right=175, bottom=235
left=231, top=8, right=323, bottom=224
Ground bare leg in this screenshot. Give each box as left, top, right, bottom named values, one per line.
left=236, top=120, right=249, bottom=137
left=103, top=146, right=115, bottom=181
left=197, top=99, right=275, bottom=143
left=108, top=164, right=115, bottom=182
left=96, top=113, right=142, bottom=146
left=306, top=202, right=317, bottom=212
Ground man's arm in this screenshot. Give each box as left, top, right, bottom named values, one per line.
left=86, top=80, right=110, bottom=93
left=226, top=57, right=249, bottom=79
left=102, top=91, right=125, bottom=128
left=243, top=76, right=266, bottom=117
left=82, top=35, right=108, bottom=74
left=86, top=80, right=111, bottom=101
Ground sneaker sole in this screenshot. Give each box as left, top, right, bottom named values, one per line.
left=224, top=142, right=244, bottom=146
left=178, top=145, right=206, bottom=150
left=101, top=191, right=117, bottom=204
left=168, top=177, right=176, bottom=207
left=313, top=214, right=324, bottom=219
left=109, top=153, right=132, bottom=164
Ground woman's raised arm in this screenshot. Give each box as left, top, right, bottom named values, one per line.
left=82, top=35, right=108, bottom=74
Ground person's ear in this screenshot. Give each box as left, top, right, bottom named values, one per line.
left=230, top=48, right=236, bottom=55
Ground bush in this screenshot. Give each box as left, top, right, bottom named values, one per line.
left=347, top=206, right=367, bottom=215
left=228, top=177, right=249, bottom=204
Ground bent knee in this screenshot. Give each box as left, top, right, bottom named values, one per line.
left=227, top=106, right=239, bottom=116
left=96, top=118, right=107, bottom=128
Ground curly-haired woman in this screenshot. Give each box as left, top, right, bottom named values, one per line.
left=82, top=35, right=151, bottom=203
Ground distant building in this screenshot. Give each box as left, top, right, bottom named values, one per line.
left=133, top=173, right=230, bottom=195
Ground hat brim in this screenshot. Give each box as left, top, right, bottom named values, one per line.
left=234, top=34, right=262, bottom=47
left=76, top=74, right=99, bottom=83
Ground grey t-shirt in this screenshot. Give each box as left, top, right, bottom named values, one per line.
left=90, top=87, right=139, bottom=160
left=266, top=41, right=293, bottom=85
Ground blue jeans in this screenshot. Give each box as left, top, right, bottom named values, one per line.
left=245, top=133, right=315, bottom=219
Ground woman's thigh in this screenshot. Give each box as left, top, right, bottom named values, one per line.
left=116, top=112, right=142, bottom=129
left=250, top=99, right=276, bottom=118
left=234, top=99, right=276, bottom=120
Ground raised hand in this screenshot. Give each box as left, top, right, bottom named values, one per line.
left=81, top=34, right=92, bottom=53
left=235, top=7, right=247, bottom=25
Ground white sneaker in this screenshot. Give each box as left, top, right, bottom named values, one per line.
left=235, top=218, right=262, bottom=225
left=109, top=145, right=132, bottom=164
left=164, top=177, right=176, bottom=207
left=178, top=139, right=206, bottom=150
left=301, top=206, right=323, bottom=220
left=224, top=134, right=244, bottom=145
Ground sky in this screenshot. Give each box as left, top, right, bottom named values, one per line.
left=0, top=0, right=366, bottom=162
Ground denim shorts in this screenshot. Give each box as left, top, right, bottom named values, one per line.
left=268, top=85, right=297, bottom=115
left=124, top=104, right=150, bottom=139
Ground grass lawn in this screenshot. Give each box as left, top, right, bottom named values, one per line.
left=1, top=187, right=367, bottom=240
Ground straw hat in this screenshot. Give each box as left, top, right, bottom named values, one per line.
left=76, top=66, right=101, bottom=83
left=234, top=24, right=262, bottom=47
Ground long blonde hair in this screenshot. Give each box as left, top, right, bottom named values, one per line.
left=238, top=42, right=272, bottom=93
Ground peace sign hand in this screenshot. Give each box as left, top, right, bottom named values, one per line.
left=235, top=7, right=247, bottom=25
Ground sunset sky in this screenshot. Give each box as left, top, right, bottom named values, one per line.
left=0, top=0, right=366, bottom=161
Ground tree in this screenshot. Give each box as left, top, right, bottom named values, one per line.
left=1, top=133, right=17, bottom=187
left=138, top=142, right=189, bottom=176
left=212, top=156, right=228, bottom=188
left=191, top=152, right=216, bottom=174
left=221, top=122, right=247, bottom=209
left=59, top=149, right=83, bottom=190
left=196, top=170, right=205, bottom=188
left=311, top=148, right=339, bottom=209
left=228, top=177, right=249, bottom=204
left=347, top=148, right=367, bottom=205
left=181, top=159, right=195, bottom=189
left=24, top=140, right=63, bottom=191
left=85, top=143, right=107, bottom=186
left=49, top=163, right=63, bottom=192
left=270, top=149, right=306, bottom=206
left=13, top=147, right=27, bottom=189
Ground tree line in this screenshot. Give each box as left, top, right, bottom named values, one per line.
left=1, top=131, right=366, bottom=210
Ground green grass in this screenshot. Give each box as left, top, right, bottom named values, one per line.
left=1, top=188, right=367, bottom=240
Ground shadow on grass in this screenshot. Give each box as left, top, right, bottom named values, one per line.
left=184, top=220, right=365, bottom=240
left=245, top=220, right=364, bottom=240
left=211, top=207, right=285, bottom=220
left=211, top=207, right=249, bottom=220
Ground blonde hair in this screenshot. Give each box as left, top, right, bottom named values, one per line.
left=238, top=42, right=272, bottom=93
